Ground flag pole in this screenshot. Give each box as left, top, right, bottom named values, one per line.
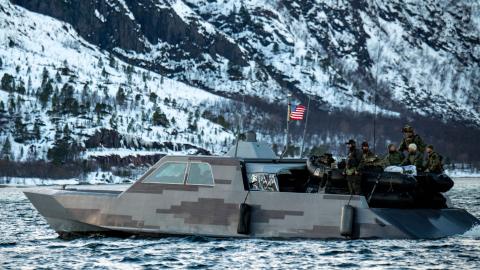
left=280, top=93, right=292, bottom=159
left=300, top=95, right=311, bottom=158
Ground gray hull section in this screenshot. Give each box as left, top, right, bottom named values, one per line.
left=372, top=208, right=479, bottom=239
left=24, top=188, right=479, bottom=240
left=23, top=156, right=479, bottom=240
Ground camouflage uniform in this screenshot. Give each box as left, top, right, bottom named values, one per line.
left=345, top=148, right=362, bottom=195
left=401, top=152, right=424, bottom=171
left=425, top=151, right=443, bottom=174
left=358, top=150, right=377, bottom=170
left=399, top=134, right=426, bottom=153
left=383, top=151, right=405, bottom=167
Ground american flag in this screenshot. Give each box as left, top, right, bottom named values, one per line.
left=290, top=104, right=306, bottom=120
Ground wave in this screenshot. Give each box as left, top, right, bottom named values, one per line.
left=462, top=225, right=480, bottom=238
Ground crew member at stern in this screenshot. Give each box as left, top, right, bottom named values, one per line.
left=345, top=139, right=362, bottom=195
left=424, top=145, right=444, bottom=174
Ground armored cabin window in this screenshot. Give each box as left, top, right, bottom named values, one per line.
left=144, top=162, right=187, bottom=184
left=187, top=163, right=214, bottom=185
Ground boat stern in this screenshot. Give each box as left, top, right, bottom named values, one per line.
left=370, top=208, right=479, bottom=239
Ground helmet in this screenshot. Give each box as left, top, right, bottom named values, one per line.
left=402, top=125, right=414, bottom=133
left=345, top=139, right=356, bottom=145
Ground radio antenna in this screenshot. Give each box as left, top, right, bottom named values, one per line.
left=373, top=25, right=382, bottom=154
left=234, top=86, right=246, bottom=158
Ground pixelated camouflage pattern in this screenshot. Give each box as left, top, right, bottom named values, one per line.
left=24, top=155, right=478, bottom=239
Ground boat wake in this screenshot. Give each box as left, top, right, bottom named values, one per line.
left=462, top=224, right=480, bottom=238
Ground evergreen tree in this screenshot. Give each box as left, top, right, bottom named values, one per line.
left=109, top=55, right=117, bottom=69
left=8, top=94, right=15, bottom=114
left=0, top=57, right=3, bottom=69
left=55, top=71, right=62, bottom=83
left=16, top=79, right=26, bottom=94
left=110, top=113, right=118, bottom=129
left=0, top=138, right=12, bottom=160
left=125, top=65, right=134, bottom=82
left=41, top=67, right=49, bottom=87
left=116, top=87, right=126, bottom=106
left=1, top=73, right=15, bottom=92
left=33, top=118, right=42, bottom=140
left=94, top=102, right=110, bottom=116
left=101, top=67, right=108, bottom=78
left=27, top=76, right=32, bottom=93
left=14, top=116, right=28, bottom=143
left=149, top=92, right=157, bottom=103
left=188, top=120, right=198, bottom=132
left=239, top=4, right=252, bottom=25
left=47, top=124, right=81, bottom=164
left=0, top=100, right=7, bottom=131
left=26, top=145, right=37, bottom=161
left=98, top=58, right=104, bottom=68
left=58, top=83, right=79, bottom=115
left=152, top=108, right=170, bottom=127
left=39, top=79, right=53, bottom=106
left=273, top=42, right=279, bottom=53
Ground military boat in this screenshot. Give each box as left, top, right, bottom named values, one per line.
left=24, top=133, right=478, bottom=239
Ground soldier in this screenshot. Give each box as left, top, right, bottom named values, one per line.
left=424, top=145, right=443, bottom=174
left=360, top=141, right=375, bottom=159
left=358, top=141, right=377, bottom=170
left=401, top=143, right=424, bottom=171
left=399, top=125, right=426, bottom=153
left=383, top=144, right=404, bottom=167
left=345, top=139, right=362, bottom=195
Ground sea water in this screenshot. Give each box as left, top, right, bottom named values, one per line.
left=1, top=179, right=479, bottom=269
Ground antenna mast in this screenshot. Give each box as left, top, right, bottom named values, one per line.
left=280, top=93, right=292, bottom=159
left=373, top=20, right=382, bottom=154
left=234, top=87, right=245, bottom=158
left=300, top=94, right=311, bottom=158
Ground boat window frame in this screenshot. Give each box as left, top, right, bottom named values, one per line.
left=185, top=161, right=215, bottom=187
left=142, top=161, right=189, bottom=185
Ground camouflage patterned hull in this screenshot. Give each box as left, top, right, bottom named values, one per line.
left=24, top=156, right=479, bottom=239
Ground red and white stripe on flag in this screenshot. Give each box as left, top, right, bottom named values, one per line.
left=290, top=104, right=306, bottom=120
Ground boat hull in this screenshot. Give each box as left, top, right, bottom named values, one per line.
left=23, top=156, right=479, bottom=240
left=24, top=188, right=478, bottom=240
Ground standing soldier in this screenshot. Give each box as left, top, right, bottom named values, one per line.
left=360, top=141, right=375, bottom=160
left=345, top=139, right=362, bottom=195
left=401, top=143, right=424, bottom=171
left=383, top=144, right=404, bottom=166
left=399, top=125, right=426, bottom=153
left=358, top=141, right=377, bottom=170
left=424, top=145, right=443, bottom=174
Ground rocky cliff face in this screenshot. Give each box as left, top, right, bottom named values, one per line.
left=1, top=0, right=480, bottom=167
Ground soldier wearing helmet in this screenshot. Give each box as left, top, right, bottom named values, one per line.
left=424, top=145, right=444, bottom=174
left=398, top=125, right=426, bottom=153
left=344, top=139, right=362, bottom=195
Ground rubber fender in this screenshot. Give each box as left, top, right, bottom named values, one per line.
left=340, top=205, right=355, bottom=237
left=237, top=203, right=252, bottom=235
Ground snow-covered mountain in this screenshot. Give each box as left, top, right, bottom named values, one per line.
left=1, top=0, right=480, bottom=178
left=0, top=1, right=235, bottom=162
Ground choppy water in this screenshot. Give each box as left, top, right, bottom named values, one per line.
left=1, top=179, right=480, bottom=269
